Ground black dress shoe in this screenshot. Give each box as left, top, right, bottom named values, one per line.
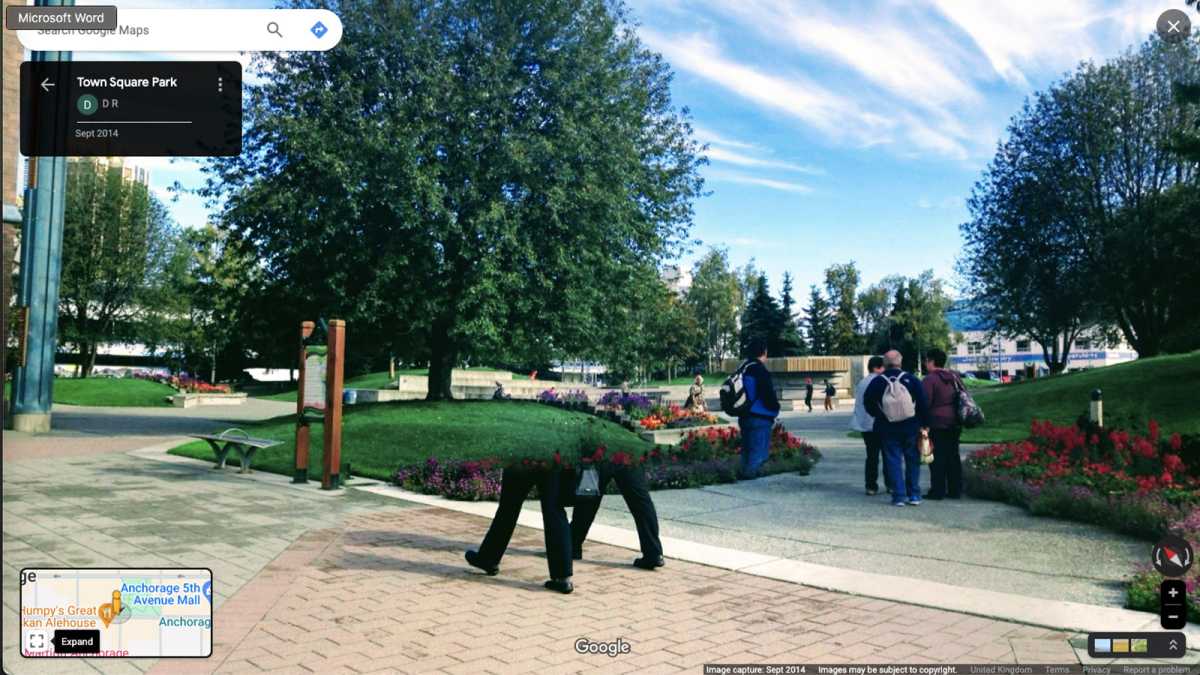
left=633, top=556, right=665, bottom=570
left=922, top=493, right=944, bottom=501
left=544, top=578, right=574, bottom=594
left=465, top=550, right=498, bottom=576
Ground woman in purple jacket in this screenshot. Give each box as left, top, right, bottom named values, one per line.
left=921, top=348, right=963, bottom=499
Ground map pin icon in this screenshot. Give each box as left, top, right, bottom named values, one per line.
left=98, top=603, right=114, bottom=628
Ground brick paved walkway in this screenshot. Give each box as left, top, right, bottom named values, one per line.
left=148, top=507, right=1080, bottom=675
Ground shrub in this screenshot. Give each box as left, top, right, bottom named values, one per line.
left=392, top=424, right=821, bottom=500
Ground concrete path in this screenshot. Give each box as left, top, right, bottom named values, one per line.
left=588, top=409, right=1146, bottom=608
left=2, top=400, right=293, bottom=460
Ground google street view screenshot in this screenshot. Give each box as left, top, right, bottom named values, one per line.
left=1, top=0, right=1198, bottom=673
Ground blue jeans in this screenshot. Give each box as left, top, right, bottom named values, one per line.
left=738, top=416, right=773, bottom=479
left=882, top=432, right=921, bottom=503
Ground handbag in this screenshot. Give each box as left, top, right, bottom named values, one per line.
left=575, top=465, right=601, bottom=499
left=948, top=372, right=985, bottom=428
left=918, top=432, right=934, bottom=465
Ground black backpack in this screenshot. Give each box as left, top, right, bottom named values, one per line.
left=719, top=360, right=755, bottom=416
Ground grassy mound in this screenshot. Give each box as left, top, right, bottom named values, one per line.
left=4, top=377, right=176, bottom=407
left=168, top=400, right=652, bottom=481
left=964, top=351, right=1200, bottom=443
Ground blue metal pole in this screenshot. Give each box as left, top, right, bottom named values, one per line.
left=9, top=0, right=72, bottom=432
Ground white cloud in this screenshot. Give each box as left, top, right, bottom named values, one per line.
left=706, top=170, right=812, bottom=194
left=691, top=124, right=760, bottom=150
left=710, top=0, right=982, bottom=108
left=928, top=0, right=1109, bottom=87
left=640, top=29, right=893, bottom=144
left=704, top=145, right=824, bottom=174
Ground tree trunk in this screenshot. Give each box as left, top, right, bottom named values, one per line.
left=426, top=319, right=456, bottom=401
left=79, top=342, right=95, bottom=378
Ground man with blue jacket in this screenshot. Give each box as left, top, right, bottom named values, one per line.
left=737, top=339, right=780, bottom=479
left=863, top=350, right=930, bottom=506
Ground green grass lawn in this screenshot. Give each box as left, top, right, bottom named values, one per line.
left=4, top=377, right=175, bottom=407
left=962, top=351, right=1200, bottom=443
left=168, top=400, right=652, bottom=481
left=962, top=377, right=1001, bottom=389
left=643, top=372, right=730, bottom=387
left=247, top=368, right=527, bottom=402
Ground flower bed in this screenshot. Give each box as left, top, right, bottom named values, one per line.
left=596, top=390, right=654, bottom=419
left=392, top=424, right=821, bottom=500
left=638, top=403, right=720, bottom=431
left=965, top=419, right=1199, bottom=621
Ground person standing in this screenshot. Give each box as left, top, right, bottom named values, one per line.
left=804, top=378, right=814, bottom=413
left=465, top=465, right=575, bottom=593
left=863, top=350, right=930, bottom=507
left=736, top=339, right=780, bottom=479
left=850, top=356, right=890, bottom=496
left=570, top=460, right=664, bottom=570
left=922, top=348, right=964, bottom=500
left=823, top=379, right=835, bottom=412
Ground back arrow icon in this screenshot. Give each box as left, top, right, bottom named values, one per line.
left=40, top=78, right=54, bottom=92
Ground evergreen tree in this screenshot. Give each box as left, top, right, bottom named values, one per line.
left=739, top=275, right=788, bottom=357
left=803, top=285, right=834, bottom=355
left=777, top=272, right=806, bottom=355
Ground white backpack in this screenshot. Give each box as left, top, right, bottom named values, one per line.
left=880, top=373, right=916, bottom=422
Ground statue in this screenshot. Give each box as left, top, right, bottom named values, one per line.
left=684, top=374, right=706, bottom=414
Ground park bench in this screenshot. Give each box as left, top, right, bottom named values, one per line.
left=188, top=428, right=281, bottom=474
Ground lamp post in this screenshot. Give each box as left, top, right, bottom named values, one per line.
left=9, top=0, right=73, bottom=432
left=1089, top=388, right=1103, bottom=428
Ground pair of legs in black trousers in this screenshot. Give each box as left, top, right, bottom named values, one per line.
left=927, top=427, right=963, bottom=499
left=570, top=463, right=663, bottom=564
left=862, top=431, right=893, bottom=494
left=472, top=466, right=573, bottom=581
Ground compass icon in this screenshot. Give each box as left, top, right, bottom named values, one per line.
left=1152, top=534, right=1194, bottom=577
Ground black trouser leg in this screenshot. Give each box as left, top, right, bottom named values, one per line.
left=928, top=429, right=961, bottom=498
left=569, top=470, right=611, bottom=556
left=863, top=431, right=884, bottom=491
left=476, top=467, right=535, bottom=566
left=612, top=464, right=663, bottom=559
left=538, top=469, right=574, bottom=579
left=933, top=428, right=963, bottom=497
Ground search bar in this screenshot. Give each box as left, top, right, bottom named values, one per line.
left=15, top=9, right=342, bottom=52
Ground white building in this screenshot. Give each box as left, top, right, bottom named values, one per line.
left=945, top=302, right=1137, bottom=380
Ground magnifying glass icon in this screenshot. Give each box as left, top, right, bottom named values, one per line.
left=266, top=21, right=283, bottom=38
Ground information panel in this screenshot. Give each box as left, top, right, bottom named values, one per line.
left=20, top=568, right=213, bottom=658
left=302, top=345, right=327, bottom=412
left=20, top=60, right=241, bottom=156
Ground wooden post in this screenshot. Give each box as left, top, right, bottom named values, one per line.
left=322, top=319, right=346, bottom=489
left=293, top=321, right=314, bottom=483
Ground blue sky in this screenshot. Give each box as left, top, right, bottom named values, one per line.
left=69, top=0, right=1182, bottom=298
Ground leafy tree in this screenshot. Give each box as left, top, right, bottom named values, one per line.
left=961, top=35, right=1199, bottom=365
left=959, top=70, right=1108, bottom=372
left=686, top=248, right=743, bottom=372
left=857, top=275, right=903, bottom=354
left=777, top=271, right=806, bottom=355
left=59, top=160, right=174, bottom=378
left=881, top=272, right=953, bottom=373
left=1092, top=38, right=1200, bottom=357
left=201, top=0, right=704, bottom=399
left=150, top=224, right=258, bottom=382
left=824, top=261, right=861, bottom=354
left=803, top=285, right=833, bottom=355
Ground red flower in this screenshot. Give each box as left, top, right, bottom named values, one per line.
left=1170, top=433, right=1183, bottom=452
